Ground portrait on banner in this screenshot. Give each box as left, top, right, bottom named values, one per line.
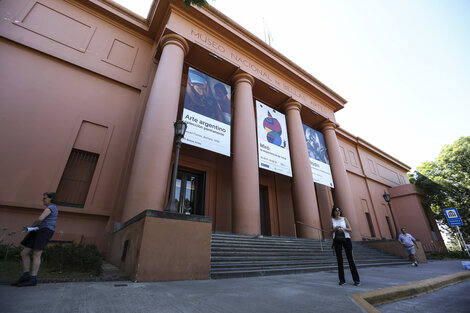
left=302, top=124, right=334, bottom=187
left=182, top=67, right=231, bottom=156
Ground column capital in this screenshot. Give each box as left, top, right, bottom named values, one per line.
left=232, top=72, right=255, bottom=86
left=160, top=33, right=190, bottom=56
left=281, top=100, right=302, bottom=113
left=320, top=120, right=339, bottom=132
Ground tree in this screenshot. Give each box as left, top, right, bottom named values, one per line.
left=410, top=136, right=470, bottom=250
left=181, top=0, right=209, bottom=7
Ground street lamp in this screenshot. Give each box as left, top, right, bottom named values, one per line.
left=383, top=191, right=399, bottom=239
left=165, top=120, right=187, bottom=213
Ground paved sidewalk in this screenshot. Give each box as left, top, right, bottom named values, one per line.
left=1, top=260, right=468, bottom=313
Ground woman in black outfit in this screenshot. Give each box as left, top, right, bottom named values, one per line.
left=331, top=206, right=360, bottom=286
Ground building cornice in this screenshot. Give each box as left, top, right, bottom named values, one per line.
left=336, top=127, right=411, bottom=171
left=78, top=0, right=347, bottom=112
left=200, top=4, right=347, bottom=110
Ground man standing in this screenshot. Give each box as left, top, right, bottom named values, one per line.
left=12, top=192, right=58, bottom=286
left=398, top=227, right=419, bottom=267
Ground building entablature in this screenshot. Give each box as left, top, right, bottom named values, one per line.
left=77, top=0, right=345, bottom=126
left=164, top=4, right=345, bottom=117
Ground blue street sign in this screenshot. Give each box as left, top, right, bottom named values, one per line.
left=443, top=208, right=463, bottom=226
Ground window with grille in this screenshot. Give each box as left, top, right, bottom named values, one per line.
left=55, top=149, right=99, bottom=208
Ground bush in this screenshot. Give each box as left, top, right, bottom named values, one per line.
left=42, top=243, right=103, bottom=274
left=426, top=250, right=470, bottom=260
left=0, top=244, right=22, bottom=261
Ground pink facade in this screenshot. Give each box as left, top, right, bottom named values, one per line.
left=0, top=0, right=445, bottom=272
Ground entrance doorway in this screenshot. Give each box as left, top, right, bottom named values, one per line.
left=259, top=186, right=270, bottom=236
left=174, top=169, right=205, bottom=215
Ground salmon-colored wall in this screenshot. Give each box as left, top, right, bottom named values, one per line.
left=337, top=134, right=446, bottom=250
left=348, top=173, right=377, bottom=239
left=214, top=155, right=232, bottom=232
left=366, top=179, right=395, bottom=239
left=0, top=0, right=156, bottom=254
left=0, top=0, right=446, bottom=266
left=390, top=185, right=446, bottom=252
left=363, top=240, right=427, bottom=263
left=275, top=175, right=296, bottom=237
left=335, top=133, right=430, bottom=243
left=0, top=0, right=154, bottom=89
left=314, top=183, right=335, bottom=238
left=108, top=218, right=145, bottom=279
left=0, top=38, right=140, bottom=211
left=0, top=206, right=108, bottom=251
left=109, top=211, right=212, bottom=281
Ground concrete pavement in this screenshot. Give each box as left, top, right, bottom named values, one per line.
left=378, top=279, right=470, bottom=313
left=1, top=260, right=469, bottom=313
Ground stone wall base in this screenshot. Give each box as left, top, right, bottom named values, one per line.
left=108, top=210, right=212, bottom=282
left=362, top=240, right=427, bottom=263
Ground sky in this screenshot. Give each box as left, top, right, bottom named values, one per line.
left=114, top=0, right=470, bottom=171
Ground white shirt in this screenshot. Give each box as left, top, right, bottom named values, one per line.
left=332, top=217, right=351, bottom=239
left=398, top=233, right=416, bottom=248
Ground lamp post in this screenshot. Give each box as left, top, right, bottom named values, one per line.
left=165, top=120, right=187, bottom=213
left=383, top=191, right=399, bottom=239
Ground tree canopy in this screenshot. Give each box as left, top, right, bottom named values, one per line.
left=410, top=136, right=470, bottom=249
left=181, top=0, right=209, bottom=7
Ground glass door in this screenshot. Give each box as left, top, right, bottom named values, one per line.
left=174, top=169, right=205, bottom=215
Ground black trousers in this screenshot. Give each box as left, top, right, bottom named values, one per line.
left=334, top=238, right=360, bottom=283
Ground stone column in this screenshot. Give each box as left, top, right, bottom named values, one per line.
left=231, top=73, right=260, bottom=235
left=122, top=34, right=189, bottom=222
left=283, top=100, right=321, bottom=239
left=321, top=121, right=360, bottom=240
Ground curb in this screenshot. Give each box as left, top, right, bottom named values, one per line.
left=1, top=276, right=130, bottom=285
left=351, top=271, right=470, bottom=313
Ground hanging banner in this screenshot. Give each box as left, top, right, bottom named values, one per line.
left=256, top=101, right=292, bottom=177
left=303, top=124, right=334, bottom=188
left=182, top=67, right=231, bottom=156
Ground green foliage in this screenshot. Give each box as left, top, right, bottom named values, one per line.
left=0, top=228, right=21, bottom=261
left=426, top=250, right=470, bottom=260
left=42, top=243, right=103, bottom=275
left=181, top=0, right=209, bottom=7
left=411, top=136, right=470, bottom=249
left=0, top=244, right=22, bottom=261
left=0, top=243, right=103, bottom=280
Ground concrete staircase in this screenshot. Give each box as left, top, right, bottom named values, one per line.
left=210, top=232, right=410, bottom=279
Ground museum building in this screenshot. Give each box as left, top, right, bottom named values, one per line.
left=0, top=0, right=445, bottom=281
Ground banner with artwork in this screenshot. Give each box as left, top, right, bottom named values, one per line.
left=303, top=124, right=334, bottom=187
left=181, top=67, right=231, bottom=156
left=256, top=101, right=292, bottom=177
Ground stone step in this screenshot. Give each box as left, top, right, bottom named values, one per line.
left=210, top=233, right=407, bottom=279
left=210, top=261, right=410, bottom=279
left=211, top=249, right=400, bottom=256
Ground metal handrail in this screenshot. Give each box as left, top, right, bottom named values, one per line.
left=295, top=221, right=330, bottom=251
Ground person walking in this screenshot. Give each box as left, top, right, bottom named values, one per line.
left=11, top=192, right=58, bottom=287
left=398, top=227, right=419, bottom=266
left=331, top=206, right=360, bottom=286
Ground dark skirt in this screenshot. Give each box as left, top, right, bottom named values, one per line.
left=21, top=228, right=54, bottom=251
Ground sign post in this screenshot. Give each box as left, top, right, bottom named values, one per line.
left=443, top=208, right=469, bottom=257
